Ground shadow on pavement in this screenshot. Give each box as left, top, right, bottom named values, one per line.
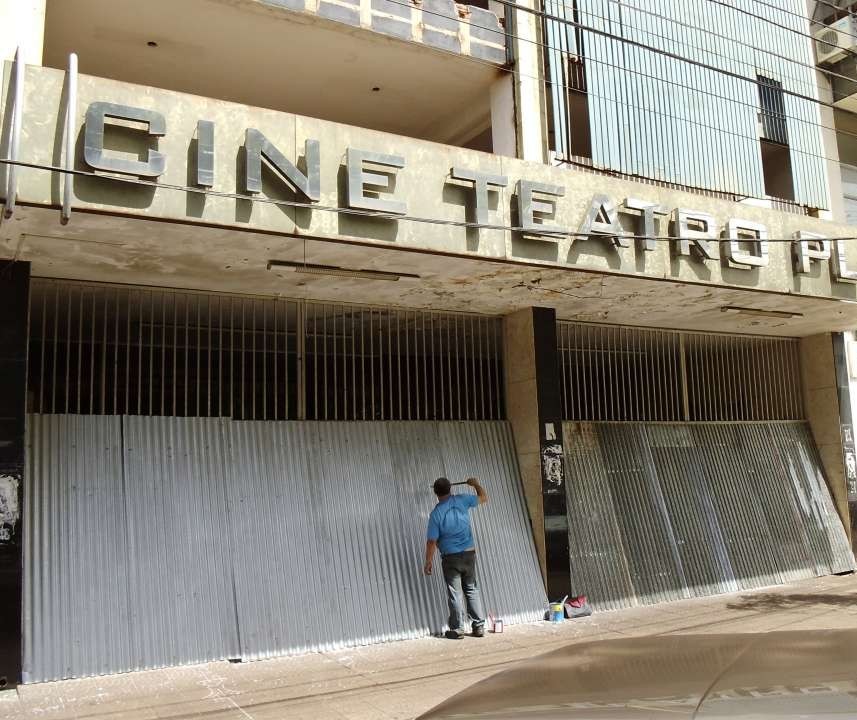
left=726, top=592, right=857, bottom=611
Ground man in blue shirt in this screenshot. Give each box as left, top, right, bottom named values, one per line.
left=424, top=476, right=489, bottom=639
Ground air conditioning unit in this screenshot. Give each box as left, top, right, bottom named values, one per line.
left=814, top=15, right=857, bottom=66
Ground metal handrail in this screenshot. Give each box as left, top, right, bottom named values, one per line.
left=4, top=47, right=24, bottom=219
left=61, top=53, right=78, bottom=225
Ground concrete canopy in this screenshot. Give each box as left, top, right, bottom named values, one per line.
left=6, top=63, right=857, bottom=337
left=6, top=204, right=857, bottom=337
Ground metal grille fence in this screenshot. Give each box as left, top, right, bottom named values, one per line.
left=558, top=322, right=804, bottom=422
left=27, top=279, right=505, bottom=421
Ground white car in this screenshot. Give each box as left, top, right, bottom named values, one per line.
left=418, top=630, right=857, bottom=719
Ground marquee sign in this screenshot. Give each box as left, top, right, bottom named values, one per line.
left=79, top=101, right=857, bottom=286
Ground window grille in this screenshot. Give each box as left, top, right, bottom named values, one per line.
left=27, top=279, right=505, bottom=421
left=558, top=321, right=803, bottom=422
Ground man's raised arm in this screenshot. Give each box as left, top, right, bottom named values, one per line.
left=466, top=477, right=488, bottom=504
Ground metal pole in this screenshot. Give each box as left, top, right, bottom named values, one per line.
left=273, top=298, right=278, bottom=420
left=297, top=301, right=306, bottom=420
left=335, top=304, right=341, bottom=421
left=37, top=284, right=45, bottom=414
left=61, top=53, right=78, bottom=224
left=90, top=290, right=96, bottom=414
left=249, top=298, right=255, bottom=420
left=380, top=309, right=386, bottom=420
left=679, top=333, right=690, bottom=422
left=397, top=310, right=403, bottom=419
left=137, top=290, right=143, bottom=415
left=370, top=308, right=376, bottom=420
left=148, top=291, right=154, bottom=415
left=5, top=48, right=24, bottom=220
left=66, top=285, right=73, bottom=413
left=494, top=319, right=501, bottom=420
left=261, top=297, right=266, bottom=421
left=125, top=290, right=131, bottom=415
left=75, top=286, right=83, bottom=413
left=559, top=323, right=569, bottom=420
left=387, top=309, right=393, bottom=420
left=321, top=304, right=328, bottom=420
left=184, top=294, right=190, bottom=417
left=113, top=289, right=119, bottom=415
left=102, top=288, right=109, bottom=415
left=172, top=294, right=178, bottom=416
left=207, top=295, right=213, bottom=418
left=430, top=312, right=437, bottom=420
left=241, top=299, right=246, bottom=420
left=405, top=311, right=411, bottom=420
left=218, top=296, right=223, bottom=417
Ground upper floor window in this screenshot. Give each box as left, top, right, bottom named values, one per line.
left=757, top=75, right=789, bottom=146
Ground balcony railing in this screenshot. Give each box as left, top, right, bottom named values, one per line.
left=268, top=0, right=508, bottom=64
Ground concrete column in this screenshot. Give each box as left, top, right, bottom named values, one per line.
left=503, top=307, right=569, bottom=598
left=504, top=309, right=544, bottom=575
left=490, top=74, right=517, bottom=158
left=835, top=332, right=857, bottom=548
left=0, top=0, right=46, bottom=66
left=805, top=0, right=843, bottom=222
left=816, top=71, right=845, bottom=223
left=508, top=0, right=546, bottom=162
left=800, top=332, right=854, bottom=551
left=0, top=262, right=30, bottom=688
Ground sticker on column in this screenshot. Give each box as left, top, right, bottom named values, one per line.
left=541, top=442, right=564, bottom=490
left=0, top=475, right=20, bottom=544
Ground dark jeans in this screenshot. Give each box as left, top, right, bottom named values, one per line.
left=441, top=550, right=486, bottom=633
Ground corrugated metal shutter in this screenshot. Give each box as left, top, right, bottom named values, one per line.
left=563, top=421, right=856, bottom=611
left=24, top=417, right=546, bottom=682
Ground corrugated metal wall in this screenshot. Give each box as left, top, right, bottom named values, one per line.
left=23, top=416, right=546, bottom=682
left=563, top=421, right=856, bottom=611
left=545, top=0, right=829, bottom=208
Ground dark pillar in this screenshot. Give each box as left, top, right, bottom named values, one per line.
left=531, top=307, right=570, bottom=599
left=0, top=261, right=29, bottom=688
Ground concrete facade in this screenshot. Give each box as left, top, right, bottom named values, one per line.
left=6, top=65, right=857, bottom=304
left=0, top=0, right=855, bottom=688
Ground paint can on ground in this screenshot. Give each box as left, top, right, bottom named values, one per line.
left=492, top=618, right=503, bottom=633
left=550, top=603, right=564, bottom=622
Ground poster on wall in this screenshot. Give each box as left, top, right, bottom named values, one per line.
left=842, top=424, right=857, bottom=501
left=541, top=422, right=565, bottom=493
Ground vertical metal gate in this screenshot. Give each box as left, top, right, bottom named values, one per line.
left=27, top=279, right=505, bottom=422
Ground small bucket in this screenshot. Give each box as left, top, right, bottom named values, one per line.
left=549, top=603, right=564, bottom=622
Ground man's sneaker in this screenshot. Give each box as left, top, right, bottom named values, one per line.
left=472, top=624, right=485, bottom=638
left=444, top=630, right=464, bottom=640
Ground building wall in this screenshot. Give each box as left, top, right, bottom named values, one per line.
left=801, top=333, right=852, bottom=542
left=0, top=0, right=45, bottom=65
left=545, top=0, right=829, bottom=209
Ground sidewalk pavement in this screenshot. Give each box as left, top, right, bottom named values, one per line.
left=3, top=574, right=857, bottom=720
